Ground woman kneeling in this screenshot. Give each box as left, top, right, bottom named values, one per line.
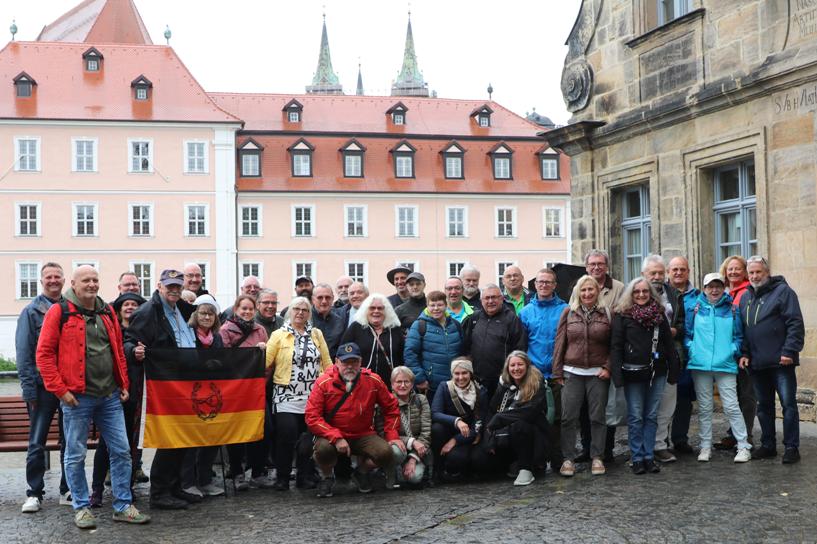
left=388, top=366, right=432, bottom=487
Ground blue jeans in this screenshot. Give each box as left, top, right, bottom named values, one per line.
left=25, top=385, right=69, bottom=498
left=692, top=371, right=749, bottom=450
left=61, top=390, right=132, bottom=512
left=624, top=378, right=666, bottom=463
left=753, top=366, right=799, bottom=450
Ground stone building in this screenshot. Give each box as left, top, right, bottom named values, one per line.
left=545, top=0, right=817, bottom=397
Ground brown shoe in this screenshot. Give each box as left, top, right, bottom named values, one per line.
left=591, top=458, right=606, bottom=475
left=713, top=436, right=738, bottom=451
left=559, top=460, right=575, bottom=477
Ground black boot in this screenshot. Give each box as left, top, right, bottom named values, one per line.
left=603, top=426, right=616, bottom=463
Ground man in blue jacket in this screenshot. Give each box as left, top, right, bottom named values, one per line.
left=739, top=256, right=805, bottom=464
left=17, top=262, right=71, bottom=513
left=520, top=267, right=567, bottom=467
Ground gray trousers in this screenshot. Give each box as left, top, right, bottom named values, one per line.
left=561, top=373, right=609, bottom=459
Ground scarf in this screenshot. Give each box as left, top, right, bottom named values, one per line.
left=230, top=316, right=257, bottom=335
left=196, top=327, right=214, bottom=347
left=580, top=304, right=597, bottom=324
left=627, top=299, right=664, bottom=329
left=453, top=380, right=477, bottom=409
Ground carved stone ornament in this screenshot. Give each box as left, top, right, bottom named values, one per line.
left=561, top=60, right=594, bottom=113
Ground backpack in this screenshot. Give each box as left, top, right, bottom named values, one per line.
left=58, top=300, right=114, bottom=330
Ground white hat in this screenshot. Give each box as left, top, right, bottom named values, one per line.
left=193, top=294, right=221, bottom=314
left=702, top=273, right=725, bottom=287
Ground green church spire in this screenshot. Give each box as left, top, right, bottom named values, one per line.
left=306, top=15, right=343, bottom=95
left=391, top=14, right=429, bottom=97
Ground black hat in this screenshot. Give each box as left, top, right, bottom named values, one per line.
left=112, top=292, right=146, bottom=315
left=295, top=275, right=314, bottom=286
left=386, top=266, right=412, bottom=286
left=406, top=271, right=426, bottom=283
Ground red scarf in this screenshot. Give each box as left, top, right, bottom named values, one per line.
left=196, top=327, right=214, bottom=348
left=627, top=300, right=664, bottom=329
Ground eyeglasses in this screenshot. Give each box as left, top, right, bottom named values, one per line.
left=392, top=380, right=413, bottom=386
left=369, top=306, right=385, bottom=311
left=483, top=295, right=502, bottom=301
left=291, top=307, right=309, bottom=313
left=633, top=289, right=651, bottom=295
left=259, top=301, right=278, bottom=305
left=587, top=262, right=607, bottom=269
left=535, top=280, right=555, bottom=286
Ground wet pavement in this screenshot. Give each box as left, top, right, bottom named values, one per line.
left=1, top=414, right=815, bottom=543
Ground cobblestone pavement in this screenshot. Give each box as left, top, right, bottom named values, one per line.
left=1, top=416, right=816, bottom=544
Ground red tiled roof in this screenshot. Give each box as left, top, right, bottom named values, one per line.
left=37, top=0, right=153, bottom=44
left=0, top=42, right=240, bottom=123
left=208, top=93, right=543, bottom=137
left=234, top=133, right=570, bottom=195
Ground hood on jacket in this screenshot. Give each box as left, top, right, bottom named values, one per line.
left=531, top=295, right=566, bottom=307
left=65, top=287, right=106, bottom=312
left=748, top=275, right=788, bottom=298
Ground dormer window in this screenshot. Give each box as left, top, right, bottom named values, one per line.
left=537, top=146, right=560, bottom=180
left=488, top=142, right=513, bottom=180
left=239, top=138, right=264, bottom=177
left=13, top=72, right=36, bottom=98
left=131, top=75, right=152, bottom=101
left=470, top=104, right=494, bottom=128
left=288, top=138, right=314, bottom=177
left=386, top=102, right=408, bottom=126
left=440, top=141, right=465, bottom=180
left=340, top=138, right=366, bottom=178
left=82, top=47, right=103, bottom=72
left=283, top=99, right=304, bottom=124
left=390, top=140, right=416, bottom=179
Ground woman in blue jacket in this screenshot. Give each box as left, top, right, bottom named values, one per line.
left=684, top=273, right=751, bottom=463
left=404, top=291, right=463, bottom=398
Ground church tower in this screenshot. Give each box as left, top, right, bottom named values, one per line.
left=306, top=15, right=343, bottom=95
left=391, top=13, right=429, bottom=97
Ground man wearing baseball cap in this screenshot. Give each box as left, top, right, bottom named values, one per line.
left=280, top=276, right=314, bottom=318
left=395, top=272, right=427, bottom=332
left=386, top=267, right=412, bottom=309
left=305, top=342, right=402, bottom=498
left=125, top=269, right=198, bottom=510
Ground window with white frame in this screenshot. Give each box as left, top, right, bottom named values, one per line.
left=541, top=156, right=559, bottom=180
left=494, top=157, right=511, bottom=179
left=129, top=204, right=152, bottom=236
left=186, top=204, right=208, bottom=236
left=288, top=111, right=300, bottom=123
left=344, top=153, right=363, bottom=177
left=496, top=207, right=515, bottom=238
left=294, top=262, right=315, bottom=282
left=17, top=262, right=39, bottom=299
left=292, top=153, right=311, bottom=177
left=240, top=205, right=261, bottom=237
left=543, top=207, right=562, bottom=237
left=395, top=155, right=413, bottom=178
left=241, top=152, right=260, bottom=177
left=396, top=206, right=418, bottom=237
left=15, top=138, right=39, bottom=171
left=197, top=262, right=209, bottom=290
left=241, top=262, right=262, bottom=283
left=447, top=206, right=467, bottom=238
left=448, top=261, right=467, bottom=277
left=185, top=141, right=207, bottom=173
left=16, top=203, right=40, bottom=236
left=621, top=185, right=652, bottom=282
left=497, top=261, right=515, bottom=290
left=345, top=205, right=366, bottom=237
left=73, top=139, right=96, bottom=172
left=397, top=261, right=417, bottom=272
left=346, top=262, right=367, bottom=284
left=445, top=155, right=463, bottom=179
left=393, top=112, right=405, bottom=125
left=657, top=0, right=692, bottom=26
left=129, top=140, right=152, bottom=172
left=73, top=203, right=97, bottom=236
left=131, top=262, right=153, bottom=296
left=714, top=160, right=757, bottom=264
left=293, top=205, right=314, bottom=237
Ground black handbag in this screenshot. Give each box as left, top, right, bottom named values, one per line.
left=621, top=326, right=659, bottom=384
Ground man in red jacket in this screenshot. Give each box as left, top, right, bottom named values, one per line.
left=36, top=265, right=149, bottom=529
left=306, top=342, right=403, bottom=498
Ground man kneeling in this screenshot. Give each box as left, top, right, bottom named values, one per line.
left=305, top=342, right=404, bottom=497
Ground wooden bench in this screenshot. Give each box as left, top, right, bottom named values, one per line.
left=0, top=396, right=100, bottom=464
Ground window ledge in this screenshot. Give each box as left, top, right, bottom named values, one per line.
left=626, top=8, right=705, bottom=49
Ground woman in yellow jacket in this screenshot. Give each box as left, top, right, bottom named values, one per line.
left=265, top=296, right=332, bottom=490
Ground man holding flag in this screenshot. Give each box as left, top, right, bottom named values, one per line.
left=36, top=265, right=150, bottom=529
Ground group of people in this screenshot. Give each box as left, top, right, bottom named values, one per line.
left=15, top=250, right=805, bottom=528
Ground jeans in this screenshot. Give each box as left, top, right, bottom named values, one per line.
left=92, top=399, right=138, bottom=493
left=654, top=381, right=677, bottom=451
left=624, top=378, right=666, bottom=463
left=61, top=390, right=132, bottom=512
left=692, top=371, right=749, bottom=450
left=26, top=385, right=69, bottom=498
left=561, top=373, right=608, bottom=459
left=753, top=366, right=799, bottom=450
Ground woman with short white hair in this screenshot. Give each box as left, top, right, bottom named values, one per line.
left=340, top=294, right=404, bottom=385
left=388, top=366, right=432, bottom=488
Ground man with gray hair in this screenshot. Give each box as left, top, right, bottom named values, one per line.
left=334, top=276, right=353, bottom=309
left=460, top=265, right=483, bottom=313
left=641, top=255, right=685, bottom=464
left=312, top=283, right=344, bottom=359
left=585, top=250, right=624, bottom=308
left=739, top=256, right=804, bottom=464
left=182, top=263, right=207, bottom=297
left=255, top=289, right=283, bottom=337
left=337, top=282, right=369, bottom=326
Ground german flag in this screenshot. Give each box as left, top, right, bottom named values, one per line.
left=141, top=348, right=265, bottom=449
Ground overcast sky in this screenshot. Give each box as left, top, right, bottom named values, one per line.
left=1, top=0, right=581, bottom=125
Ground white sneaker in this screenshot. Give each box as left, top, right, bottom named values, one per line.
left=734, top=448, right=751, bottom=463
left=59, top=491, right=73, bottom=506
left=198, top=483, right=225, bottom=496
left=513, top=469, right=535, bottom=486
left=698, top=448, right=712, bottom=462
left=181, top=486, right=204, bottom=498
left=21, top=496, right=41, bottom=513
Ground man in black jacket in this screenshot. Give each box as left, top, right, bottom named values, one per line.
left=642, top=255, right=684, bottom=463
left=461, top=284, right=527, bottom=399
left=395, top=272, right=427, bottom=332
left=312, top=283, right=345, bottom=359
left=739, top=256, right=805, bottom=464
left=125, top=269, right=197, bottom=510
